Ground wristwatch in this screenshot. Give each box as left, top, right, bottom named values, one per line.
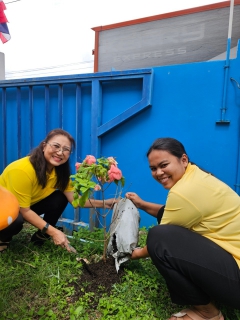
left=41, top=223, right=49, bottom=234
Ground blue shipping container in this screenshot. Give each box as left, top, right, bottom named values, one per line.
left=1, top=42, right=240, bottom=232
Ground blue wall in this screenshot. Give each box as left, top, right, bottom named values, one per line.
left=1, top=44, right=240, bottom=230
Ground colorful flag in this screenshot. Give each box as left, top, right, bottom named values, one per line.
left=0, top=0, right=10, bottom=43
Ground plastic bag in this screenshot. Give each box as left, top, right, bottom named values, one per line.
left=107, top=198, right=140, bottom=272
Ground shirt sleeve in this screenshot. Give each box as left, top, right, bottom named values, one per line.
left=6, top=168, right=33, bottom=207
left=157, top=205, right=165, bottom=224
left=161, top=190, right=203, bottom=229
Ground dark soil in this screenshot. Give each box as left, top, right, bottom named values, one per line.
left=69, top=256, right=125, bottom=310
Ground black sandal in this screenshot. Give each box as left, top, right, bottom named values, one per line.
left=30, top=230, right=50, bottom=247
left=0, top=241, right=9, bottom=253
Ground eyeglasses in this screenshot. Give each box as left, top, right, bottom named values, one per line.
left=46, top=143, right=72, bottom=155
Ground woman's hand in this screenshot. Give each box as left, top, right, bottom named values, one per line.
left=82, top=197, right=119, bottom=209
left=125, top=192, right=143, bottom=208
left=104, top=198, right=119, bottom=209
left=51, top=228, right=74, bottom=252
left=19, top=207, right=76, bottom=253
left=126, top=192, right=163, bottom=217
left=131, top=246, right=149, bottom=260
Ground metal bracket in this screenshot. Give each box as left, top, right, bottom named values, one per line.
left=230, top=77, right=240, bottom=89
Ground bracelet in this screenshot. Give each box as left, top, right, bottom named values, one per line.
left=41, top=222, right=49, bottom=234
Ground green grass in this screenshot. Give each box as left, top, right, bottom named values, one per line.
left=0, top=224, right=239, bottom=320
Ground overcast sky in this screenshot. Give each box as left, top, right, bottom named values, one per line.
left=1, top=0, right=226, bottom=79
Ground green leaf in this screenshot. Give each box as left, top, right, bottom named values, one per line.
left=79, top=190, right=90, bottom=207
left=72, top=199, right=79, bottom=208
left=37, top=307, right=45, bottom=315
left=97, top=157, right=110, bottom=167
left=80, top=186, right=90, bottom=194
left=88, top=181, right=96, bottom=188
left=74, top=306, right=83, bottom=315
left=46, top=309, right=54, bottom=316
left=73, top=192, right=79, bottom=200
left=76, top=179, right=90, bottom=186
left=120, top=176, right=125, bottom=187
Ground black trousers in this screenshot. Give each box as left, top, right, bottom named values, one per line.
left=0, top=190, right=68, bottom=242
left=0, top=213, right=24, bottom=242
left=147, top=224, right=240, bottom=309
left=30, top=190, right=68, bottom=226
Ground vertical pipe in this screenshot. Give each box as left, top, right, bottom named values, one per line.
left=29, top=86, right=33, bottom=150
left=58, top=84, right=63, bottom=128
left=90, top=80, right=102, bottom=230
left=91, top=79, right=102, bottom=157
left=219, top=0, right=234, bottom=123
left=234, top=116, right=240, bottom=194
left=2, top=88, right=7, bottom=169
left=17, top=87, right=21, bottom=159
left=45, top=85, right=49, bottom=133
left=93, top=30, right=99, bottom=73
left=74, top=83, right=82, bottom=223
left=57, top=83, right=65, bottom=226
left=76, top=83, right=82, bottom=162
left=227, top=0, right=234, bottom=41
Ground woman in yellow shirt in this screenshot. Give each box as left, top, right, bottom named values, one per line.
left=0, top=128, right=114, bottom=252
left=126, top=137, right=240, bottom=320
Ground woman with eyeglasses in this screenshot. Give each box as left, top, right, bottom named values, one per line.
left=0, top=128, right=116, bottom=253
left=126, top=137, right=240, bottom=320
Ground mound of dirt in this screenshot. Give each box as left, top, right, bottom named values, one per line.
left=68, top=256, right=125, bottom=310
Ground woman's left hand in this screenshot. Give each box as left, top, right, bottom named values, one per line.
left=104, top=198, right=119, bottom=209
left=51, top=228, right=73, bottom=252
left=131, top=246, right=149, bottom=260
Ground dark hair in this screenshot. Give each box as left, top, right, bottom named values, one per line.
left=29, top=128, right=75, bottom=191
left=147, top=137, right=187, bottom=159
left=147, top=137, right=212, bottom=175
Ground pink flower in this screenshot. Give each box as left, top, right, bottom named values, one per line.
left=108, top=165, right=122, bottom=182
left=84, top=155, right=96, bottom=165
left=94, top=184, right=101, bottom=191
left=75, top=162, right=81, bottom=170
left=107, top=157, right=118, bottom=166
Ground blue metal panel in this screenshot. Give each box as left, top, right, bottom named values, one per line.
left=0, top=69, right=153, bottom=231
left=0, top=51, right=240, bottom=230
left=100, top=52, right=240, bottom=227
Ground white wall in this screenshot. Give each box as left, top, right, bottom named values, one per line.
left=0, top=52, right=5, bottom=80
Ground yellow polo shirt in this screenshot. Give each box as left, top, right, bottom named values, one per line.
left=0, top=156, right=74, bottom=208
left=161, top=163, right=240, bottom=268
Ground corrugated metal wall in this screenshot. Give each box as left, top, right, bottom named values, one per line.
left=93, top=3, right=240, bottom=72
left=1, top=45, right=240, bottom=230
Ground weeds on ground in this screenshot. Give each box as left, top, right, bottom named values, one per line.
left=0, top=224, right=239, bottom=320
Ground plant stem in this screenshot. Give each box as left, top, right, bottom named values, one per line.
left=101, top=189, right=107, bottom=262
